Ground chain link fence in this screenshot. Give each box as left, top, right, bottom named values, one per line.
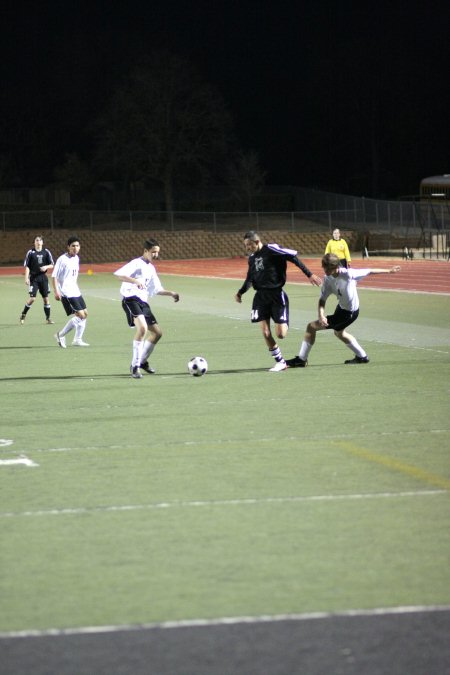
left=1, top=191, right=449, bottom=257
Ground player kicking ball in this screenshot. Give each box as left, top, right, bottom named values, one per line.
left=235, top=230, right=321, bottom=372
left=286, top=253, right=401, bottom=367
left=113, top=239, right=180, bottom=379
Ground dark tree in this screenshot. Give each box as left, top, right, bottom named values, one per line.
left=227, top=150, right=266, bottom=212
left=94, top=50, right=235, bottom=210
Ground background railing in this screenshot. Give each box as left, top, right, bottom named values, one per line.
left=1, top=202, right=449, bottom=235
left=1, top=185, right=449, bottom=258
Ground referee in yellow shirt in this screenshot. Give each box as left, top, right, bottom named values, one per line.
left=324, top=228, right=351, bottom=268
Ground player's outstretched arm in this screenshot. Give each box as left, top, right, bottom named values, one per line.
left=369, top=266, right=401, bottom=275
left=158, top=290, right=180, bottom=302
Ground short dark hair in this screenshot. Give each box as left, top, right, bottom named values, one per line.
left=67, top=236, right=80, bottom=246
left=322, top=253, right=340, bottom=269
left=243, top=231, right=259, bottom=241
left=144, top=238, right=159, bottom=249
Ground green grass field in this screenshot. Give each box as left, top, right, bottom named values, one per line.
left=1, top=271, right=449, bottom=633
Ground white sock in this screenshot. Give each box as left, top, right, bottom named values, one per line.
left=299, top=340, right=312, bottom=360
left=132, top=340, right=144, bottom=367
left=141, top=340, right=155, bottom=363
left=74, top=317, right=86, bottom=340
left=346, top=338, right=367, bottom=358
left=59, top=317, right=77, bottom=337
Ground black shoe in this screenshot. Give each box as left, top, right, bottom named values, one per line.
left=140, top=360, right=156, bottom=374
left=285, top=356, right=308, bottom=368
left=130, top=365, right=143, bottom=379
left=344, top=356, right=369, bottom=364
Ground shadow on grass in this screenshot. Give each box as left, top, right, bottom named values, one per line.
left=0, top=367, right=283, bottom=382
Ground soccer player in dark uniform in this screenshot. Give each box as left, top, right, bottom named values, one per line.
left=235, top=231, right=321, bottom=371
left=19, top=235, right=55, bottom=324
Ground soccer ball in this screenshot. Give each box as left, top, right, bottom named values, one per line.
left=188, top=356, right=208, bottom=377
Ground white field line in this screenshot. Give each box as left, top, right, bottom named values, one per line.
left=0, top=427, right=446, bottom=456
left=0, top=489, right=446, bottom=519
left=1, top=604, right=450, bottom=639
left=0, top=456, right=38, bottom=467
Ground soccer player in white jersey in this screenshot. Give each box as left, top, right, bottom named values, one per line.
left=113, top=239, right=180, bottom=379
left=51, top=236, right=89, bottom=348
left=286, top=253, right=401, bottom=367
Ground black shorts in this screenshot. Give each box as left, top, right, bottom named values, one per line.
left=61, top=296, right=87, bottom=316
left=251, top=288, right=289, bottom=325
left=122, top=297, right=157, bottom=328
left=326, top=305, right=359, bottom=331
left=28, top=274, right=50, bottom=298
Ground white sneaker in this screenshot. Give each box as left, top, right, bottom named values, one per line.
left=269, top=361, right=287, bottom=372
left=54, top=332, right=66, bottom=349
left=72, top=339, right=90, bottom=347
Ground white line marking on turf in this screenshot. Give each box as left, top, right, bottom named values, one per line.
left=7, top=427, right=446, bottom=456
left=0, top=456, right=38, bottom=468
left=0, top=489, right=445, bottom=518
left=1, top=604, right=449, bottom=639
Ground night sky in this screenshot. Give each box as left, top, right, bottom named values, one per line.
left=1, top=0, right=449, bottom=197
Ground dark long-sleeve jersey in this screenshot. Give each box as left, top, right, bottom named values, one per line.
left=237, top=243, right=312, bottom=295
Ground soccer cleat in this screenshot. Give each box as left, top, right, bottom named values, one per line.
left=54, top=332, right=66, bottom=349
left=140, top=360, right=156, bottom=374
left=72, top=339, right=90, bottom=347
left=285, top=356, right=308, bottom=368
left=46, top=318, right=55, bottom=324
left=344, top=355, right=369, bottom=364
left=131, top=365, right=143, bottom=379
left=19, top=314, right=26, bottom=324
left=269, top=361, right=287, bottom=372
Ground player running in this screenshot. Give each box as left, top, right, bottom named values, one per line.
left=235, top=230, right=321, bottom=371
